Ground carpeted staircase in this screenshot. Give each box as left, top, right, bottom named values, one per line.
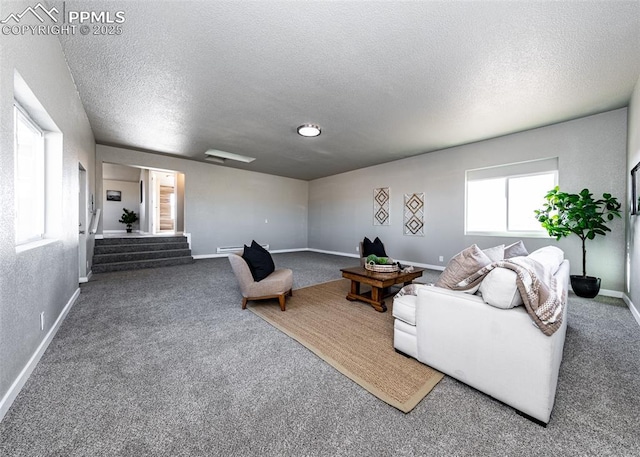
left=92, top=235, right=194, bottom=273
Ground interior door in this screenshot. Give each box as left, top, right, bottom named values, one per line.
left=150, top=170, right=176, bottom=234
left=159, top=184, right=175, bottom=231
left=78, top=164, right=88, bottom=280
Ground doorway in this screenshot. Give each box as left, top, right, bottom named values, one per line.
left=151, top=170, right=176, bottom=234
left=99, top=163, right=184, bottom=235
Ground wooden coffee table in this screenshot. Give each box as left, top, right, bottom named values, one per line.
left=340, top=266, right=425, bottom=312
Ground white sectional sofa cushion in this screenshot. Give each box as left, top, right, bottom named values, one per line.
left=392, top=294, right=418, bottom=326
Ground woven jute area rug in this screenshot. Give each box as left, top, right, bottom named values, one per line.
left=248, top=279, right=443, bottom=413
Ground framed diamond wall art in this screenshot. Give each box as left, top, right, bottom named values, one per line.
left=404, top=193, right=424, bottom=236
left=373, top=187, right=390, bottom=226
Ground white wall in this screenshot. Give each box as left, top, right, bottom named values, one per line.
left=309, top=109, right=628, bottom=292
left=96, top=145, right=309, bottom=255
left=0, top=0, right=96, bottom=419
left=626, top=74, right=640, bottom=321
left=102, top=180, right=140, bottom=231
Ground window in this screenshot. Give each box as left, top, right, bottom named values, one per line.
left=465, top=158, right=558, bottom=236
left=14, top=103, right=45, bottom=245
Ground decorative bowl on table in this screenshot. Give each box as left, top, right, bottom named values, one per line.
left=365, top=260, right=399, bottom=273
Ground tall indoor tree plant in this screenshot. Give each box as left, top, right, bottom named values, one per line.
left=534, top=187, right=621, bottom=298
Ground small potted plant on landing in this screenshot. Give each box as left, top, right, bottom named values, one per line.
left=534, top=187, right=621, bottom=298
left=118, top=208, right=139, bottom=233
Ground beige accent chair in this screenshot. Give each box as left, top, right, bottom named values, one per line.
left=228, top=253, right=293, bottom=311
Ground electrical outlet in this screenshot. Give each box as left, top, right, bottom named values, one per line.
left=439, top=256, right=444, bottom=262
left=356, top=245, right=359, bottom=252
left=40, top=312, right=44, bottom=331
left=265, top=219, right=268, bottom=224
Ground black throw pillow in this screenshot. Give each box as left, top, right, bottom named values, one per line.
left=251, top=240, right=275, bottom=272
left=362, top=237, right=387, bottom=257
left=242, top=241, right=275, bottom=282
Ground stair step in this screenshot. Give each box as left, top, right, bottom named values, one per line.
left=95, top=236, right=187, bottom=246
left=93, top=249, right=193, bottom=264
left=92, top=256, right=195, bottom=273
left=94, top=242, right=189, bottom=255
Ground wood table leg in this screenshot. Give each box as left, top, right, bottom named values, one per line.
left=343, top=278, right=387, bottom=312
left=370, top=286, right=387, bottom=312
left=346, top=280, right=360, bottom=301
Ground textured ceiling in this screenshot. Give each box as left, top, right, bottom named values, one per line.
left=56, top=1, right=640, bottom=180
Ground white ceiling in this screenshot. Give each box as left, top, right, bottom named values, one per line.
left=56, top=1, right=640, bottom=180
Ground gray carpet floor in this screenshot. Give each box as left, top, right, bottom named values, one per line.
left=1, top=251, right=639, bottom=456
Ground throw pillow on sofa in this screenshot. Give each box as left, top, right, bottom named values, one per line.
left=478, top=245, right=563, bottom=309
left=435, top=244, right=492, bottom=293
left=242, top=240, right=275, bottom=281
left=482, top=244, right=505, bottom=262
left=478, top=268, right=523, bottom=309
left=527, top=246, right=564, bottom=275
left=504, top=240, right=529, bottom=258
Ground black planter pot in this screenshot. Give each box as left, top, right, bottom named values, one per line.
left=570, top=275, right=601, bottom=298
left=126, top=228, right=132, bottom=233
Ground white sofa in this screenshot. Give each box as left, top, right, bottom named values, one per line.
left=393, top=258, right=570, bottom=425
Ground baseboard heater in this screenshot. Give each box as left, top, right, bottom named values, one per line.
left=216, top=244, right=269, bottom=254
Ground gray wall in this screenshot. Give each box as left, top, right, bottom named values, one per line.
left=627, top=75, right=640, bottom=317
left=0, top=0, right=95, bottom=415
left=309, top=109, right=628, bottom=292
left=103, top=180, right=140, bottom=231
left=96, top=145, right=308, bottom=255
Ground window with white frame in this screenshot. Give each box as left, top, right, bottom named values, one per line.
left=465, top=158, right=558, bottom=236
left=14, top=103, right=45, bottom=245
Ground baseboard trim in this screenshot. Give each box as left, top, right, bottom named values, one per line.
left=192, top=247, right=444, bottom=267
left=193, top=248, right=310, bottom=260
left=307, top=248, right=359, bottom=258
left=622, top=294, right=640, bottom=328
left=399, top=261, right=446, bottom=272
left=307, top=249, right=447, bottom=271
left=271, top=248, right=311, bottom=254
left=0, top=288, right=81, bottom=422
left=598, top=288, right=623, bottom=298
left=193, top=253, right=233, bottom=259
left=79, top=270, right=93, bottom=284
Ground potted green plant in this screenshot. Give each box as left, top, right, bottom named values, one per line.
left=118, top=208, right=139, bottom=233
left=534, top=187, right=621, bottom=298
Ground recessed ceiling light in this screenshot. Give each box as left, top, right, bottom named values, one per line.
left=297, top=124, right=321, bottom=137
left=204, top=149, right=256, bottom=163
